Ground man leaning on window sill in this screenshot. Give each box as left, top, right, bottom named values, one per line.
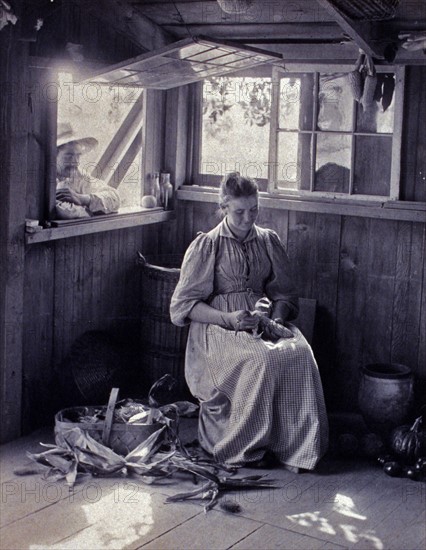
left=55, top=123, right=120, bottom=220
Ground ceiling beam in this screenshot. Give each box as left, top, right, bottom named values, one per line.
left=315, top=0, right=385, bottom=58
left=73, top=0, right=174, bottom=52
left=161, top=22, right=345, bottom=41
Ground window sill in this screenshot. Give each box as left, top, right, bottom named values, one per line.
left=25, top=208, right=174, bottom=244
left=177, top=186, right=426, bottom=223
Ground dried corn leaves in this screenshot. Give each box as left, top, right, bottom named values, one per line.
left=21, top=378, right=279, bottom=513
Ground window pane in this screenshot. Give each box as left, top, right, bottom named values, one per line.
left=277, top=132, right=312, bottom=191
left=279, top=74, right=313, bottom=131
left=317, top=73, right=354, bottom=132
left=353, top=136, right=392, bottom=196
left=201, top=76, right=271, bottom=180
left=356, top=73, right=395, bottom=133
left=314, top=134, right=351, bottom=193
left=57, top=72, right=144, bottom=209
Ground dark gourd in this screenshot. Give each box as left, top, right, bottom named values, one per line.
left=383, top=461, right=402, bottom=477
left=391, top=416, right=425, bottom=463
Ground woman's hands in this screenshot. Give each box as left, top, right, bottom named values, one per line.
left=227, top=310, right=260, bottom=333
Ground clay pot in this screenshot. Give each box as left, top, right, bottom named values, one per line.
left=358, top=363, right=414, bottom=440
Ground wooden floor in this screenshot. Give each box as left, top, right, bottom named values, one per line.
left=1, top=421, right=425, bottom=550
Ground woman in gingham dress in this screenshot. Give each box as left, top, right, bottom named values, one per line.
left=170, top=173, right=328, bottom=471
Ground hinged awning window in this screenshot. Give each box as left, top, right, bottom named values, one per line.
left=80, top=36, right=282, bottom=89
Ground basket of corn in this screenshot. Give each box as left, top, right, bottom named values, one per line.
left=54, top=385, right=178, bottom=456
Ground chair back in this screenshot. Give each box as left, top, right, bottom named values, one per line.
left=292, top=297, right=317, bottom=345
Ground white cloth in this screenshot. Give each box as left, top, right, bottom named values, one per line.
left=56, top=174, right=120, bottom=219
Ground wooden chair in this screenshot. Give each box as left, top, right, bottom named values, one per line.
left=291, top=297, right=317, bottom=345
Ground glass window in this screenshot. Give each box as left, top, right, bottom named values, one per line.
left=199, top=75, right=271, bottom=185
left=195, top=66, right=403, bottom=202
left=56, top=71, right=145, bottom=215
left=270, top=66, right=402, bottom=200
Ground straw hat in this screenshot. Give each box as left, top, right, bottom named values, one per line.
left=57, top=122, right=98, bottom=154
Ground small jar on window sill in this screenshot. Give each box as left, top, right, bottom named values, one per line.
left=161, top=173, right=173, bottom=210
left=142, top=173, right=161, bottom=208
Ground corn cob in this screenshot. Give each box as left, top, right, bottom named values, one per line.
left=382, top=74, right=395, bottom=112
left=361, top=55, right=377, bottom=110
left=347, top=52, right=365, bottom=102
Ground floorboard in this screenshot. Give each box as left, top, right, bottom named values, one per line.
left=1, top=424, right=425, bottom=550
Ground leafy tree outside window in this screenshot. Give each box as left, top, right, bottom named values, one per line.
left=200, top=75, right=272, bottom=183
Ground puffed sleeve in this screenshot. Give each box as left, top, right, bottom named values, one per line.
left=264, top=230, right=299, bottom=321
left=170, top=233, right=215, bottom=327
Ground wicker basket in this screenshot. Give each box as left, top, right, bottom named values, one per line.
left=138, top=254, right=190, bottom=397
left=331, top=0, right=400, bottom=21
left=54, top=388, right=163, bottom=456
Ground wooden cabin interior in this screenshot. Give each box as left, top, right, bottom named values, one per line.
left=1, top=1, right=425, bottom=548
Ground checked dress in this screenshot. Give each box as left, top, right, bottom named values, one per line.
left=170, top=219, right=328, bottom=469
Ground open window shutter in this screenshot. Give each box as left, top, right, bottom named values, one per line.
left=78, top=36, right=282, bottom=89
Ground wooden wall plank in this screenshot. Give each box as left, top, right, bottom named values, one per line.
left=401, top=67, right=426, bottom=202
left=287, top=211, right=317, bottom=299
left=362, top=219, right=398, bottom=367
left=334, top=216, right=370, bottom=410
left=416, top=230, right=426, bottom=408
left=22, top=244, right=55, bottom=431
left=0, top=23, right=29, bottom=442
left=391, top=222, right=424, bottom=374
left=257, top=208, right=289, bottom=245
left=191, top=202, right=221, bottom=237
left=310, top=213, right=341, bottom=402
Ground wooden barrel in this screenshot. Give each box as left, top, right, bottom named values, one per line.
left=138, top=254, right=190, bottom=397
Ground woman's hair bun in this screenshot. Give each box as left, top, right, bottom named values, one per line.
left=219, top=172, right=258, bottom=208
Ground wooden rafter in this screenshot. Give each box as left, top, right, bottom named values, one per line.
left=73, top=0, right=173, bottom=53
left=316, top=0, right=385, bottom=58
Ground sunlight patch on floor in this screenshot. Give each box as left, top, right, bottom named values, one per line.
left=333, top=493, right=367, bottom=520
left=30, top=487, right=153, bottom=549
left=286, top=493, right=384, bottom=550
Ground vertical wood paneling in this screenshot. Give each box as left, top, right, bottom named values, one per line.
left=287, top=211, right=317, bottom=298
left=158, top=220, right=179, bottom=256
left=363, top=220, right=398, bottom=367
left=401, top=67, right=426, bottom=202
left=328, top=216, right=370, bottom=409
left=257, top=208, right=289, bottom=245
left=311, top=213, right=341, bottom=400
left=191, top=202, right=221, bottom=237
left=391, top=222, right=424, bottom=372
left=53, top=237, right=66, bottom=366
left=22, top=244, right=55, bottom=431
left=183, top=201, right=195, bottom=247
left=0, top=23, right=29, bottom=441
left=416, top=226, right=426, bottom=376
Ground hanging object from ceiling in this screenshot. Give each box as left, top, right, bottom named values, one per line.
left=328, top=0, right=401, bottom=21
left=399, top=31, right=426, bottom=52
left=217, top=0, right=254, bottom=15
left=0, top=0, right=17, bottom=30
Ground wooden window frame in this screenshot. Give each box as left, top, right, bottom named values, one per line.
left=191, top=63, right=406, bottom=204
left=268, top=64, right=405, bottom=202
left=26, top=64, right=168, bottom=244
